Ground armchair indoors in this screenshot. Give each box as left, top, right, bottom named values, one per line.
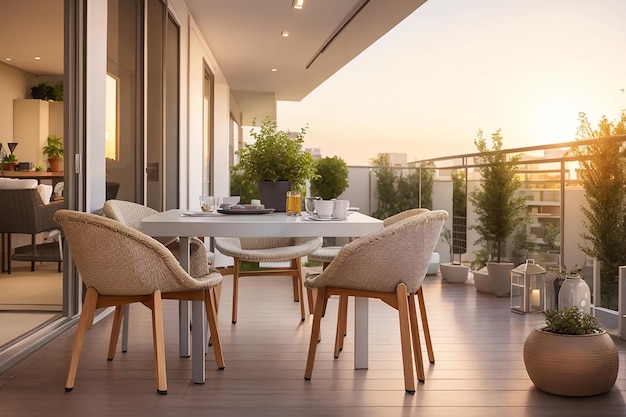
left=214, top=236, right=322, bottom=323
left=0, top=178, right=63, bottom=274
left=54, top=210, right=224, bottom=394
left=303, top=210, right=447, bottom=393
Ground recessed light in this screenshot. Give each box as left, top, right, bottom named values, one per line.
left=292, top=0, right=304, bottom=9
left=271, top=68, right=278, bottom=72
left=34, top=56, right=41, bottom=60
left=5, top=58, right=11, bottom=61
left=281, top=31, right=289, bottom=37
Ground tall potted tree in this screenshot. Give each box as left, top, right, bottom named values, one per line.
left=568, top=111, right=626, bottom=310
left=233, top=117, right=316, bottom=211
left=468, top=129, right=528, bottom=296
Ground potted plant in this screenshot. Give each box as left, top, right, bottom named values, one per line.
left=42, top=135, right=64, bottom=172
left=1, top=153, right=18, bottom=171
left=233, top=117, right=316, bottom=211
left=568, top=112, right=626, bottom=310
left=439, top=226, right=469, bottom=283
left=30, top=82, right=54, bottom=100
left=468, top=129, right=528, bottom=296
left=309, top=155, right=349, bottom=199
left=523, top=307, right=618, bottom=397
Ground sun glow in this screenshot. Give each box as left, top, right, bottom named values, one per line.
left=530, top=99, right=581, bottom=144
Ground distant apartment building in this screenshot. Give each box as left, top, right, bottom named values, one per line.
left=305, top=147, right=322, bottom=160
left=375, top=153, right=407, bottom=167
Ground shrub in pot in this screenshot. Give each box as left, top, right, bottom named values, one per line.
left=523, top=307, right=618, bottom=397
left=468, top=129, right=528, bottom=296
left=309, top=156, right=349, bottom=199
left=232, top=117, right=316, bottom=211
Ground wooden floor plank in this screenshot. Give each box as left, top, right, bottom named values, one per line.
left=0, top=272, right=625, bottom=416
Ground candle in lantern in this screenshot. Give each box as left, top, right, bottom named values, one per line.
left=531, top=289, right=540, bottom=307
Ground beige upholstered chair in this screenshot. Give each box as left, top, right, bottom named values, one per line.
left=102, top=199, right=216, bottom=353
left=308, top=208, right=433, bottom=359
left=54, top=210, right=225, bottom=394
left=214, top=236, right=322, bottom=323
left=303, top=210, right=447, bottom=393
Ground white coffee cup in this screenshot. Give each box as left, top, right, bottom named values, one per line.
left=314, top=200, right=334, bottom=218
left=332, top=199, right=350, bottom=220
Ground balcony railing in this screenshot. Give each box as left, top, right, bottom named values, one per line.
left=339, top=136, right=626, bottom=333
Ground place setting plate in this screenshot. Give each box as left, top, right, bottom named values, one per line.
left=217, top=207, right=275, bottom=215
left=181, top=211, right=222, bottom=217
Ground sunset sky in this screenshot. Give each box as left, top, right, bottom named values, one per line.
left=275, top=0, right=626, bottom=166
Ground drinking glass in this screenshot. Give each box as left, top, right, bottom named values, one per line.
left=199, top=196, right=216, bottom=212
left=286, top=191, right=301, bottom=216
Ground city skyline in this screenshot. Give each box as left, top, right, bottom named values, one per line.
left=274, top=0, right=626, bottom=166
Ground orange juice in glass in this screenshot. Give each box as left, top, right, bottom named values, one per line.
left=286, top=191, right=301, bottom=216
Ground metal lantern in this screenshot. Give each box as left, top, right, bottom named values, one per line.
left=511, top=259, right=547, bottom=314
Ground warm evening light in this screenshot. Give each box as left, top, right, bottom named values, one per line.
left=529, top=99, right=580, bottom=144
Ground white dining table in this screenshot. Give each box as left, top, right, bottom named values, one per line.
left=142, top=209, right=383, bottom=383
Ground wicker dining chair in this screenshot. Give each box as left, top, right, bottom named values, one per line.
left=303, top=210, right=447, bottom=393
left=308, top=208, right=433, bottom=359
left=214, top=236, right=322, bottom=323
left=54, top=210, right=225, bottom=394
left=102, top=199, right=216, bottom=353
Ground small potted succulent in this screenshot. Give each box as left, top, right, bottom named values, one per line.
left=523, top=307, right=619, bottom=397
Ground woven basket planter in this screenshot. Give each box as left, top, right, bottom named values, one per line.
left=523, top=326, right=619, bottom=397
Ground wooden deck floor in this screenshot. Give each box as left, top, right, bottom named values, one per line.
left=1, top=271, right=625, bottom=416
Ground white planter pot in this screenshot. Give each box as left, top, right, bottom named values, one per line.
left=472, top=267, right=492, bottom=293
left=440, top=263, right=469, bottom=283
left=487, top=262, right=514, bottom=297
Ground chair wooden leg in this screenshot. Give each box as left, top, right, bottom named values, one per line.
left=305, top=287, right=327, bottom=380
left=408, top=293, right=425, bottom=383
left=232, top=258, right=240, bottom=324
left=151, top=290, right=167, bottom=394
left=417, top=286, right=435, bottom=364
left=292, top=275, right=299, bottom=302
left=306, top=288, right=317, bottom=315
left=213, top=281, right=222, bottom=315
left=121, top=304, right=130, bottom=352
left=396, top=283, right=415, bottom=394
left=7, top=233, right=11, bottom=274
left=295, top=258, right=305, bottom=321
left=65, top=287, right=99, bottom=392
left=205, top=289, right=225, bottom=370
left=333, top=295, right=348, bottom=358
left=107, top=305, right=125, bottom=360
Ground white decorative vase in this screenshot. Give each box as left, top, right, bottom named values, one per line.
left=558, top=275, right=591, bottom=314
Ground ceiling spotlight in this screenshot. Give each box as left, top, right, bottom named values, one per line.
left=281, top=30, right=289, bottom=37
left=5, top=58, right=11, bottom=61
left=292, top=0, right=304, bottom=9
left=271, top=68, right=278, bottom=72
left=34, top=56, right=41, bottom=60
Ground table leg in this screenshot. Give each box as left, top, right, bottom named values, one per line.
left=178, top=236, right=207, bottom=384
left=354, top=296, right=369, bottom=369
left=178, top=238, right=191, bottom=358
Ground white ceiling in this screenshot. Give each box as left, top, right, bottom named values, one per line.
left=0, top=0, right=426, bottom=106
